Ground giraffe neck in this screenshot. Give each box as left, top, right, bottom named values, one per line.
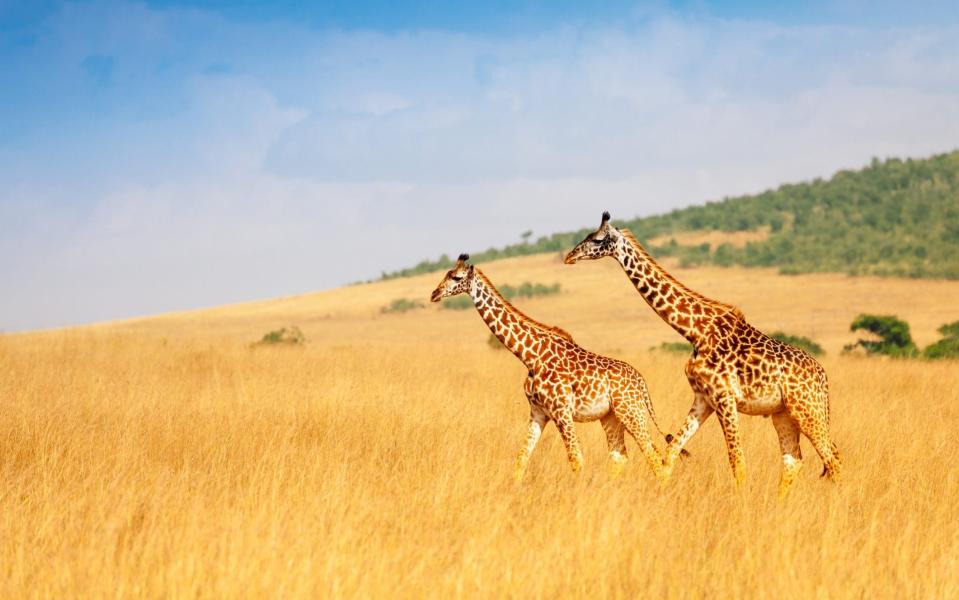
left=469, top=269, right=559, bottom=368
left=614, top=229, right=741, bottom=347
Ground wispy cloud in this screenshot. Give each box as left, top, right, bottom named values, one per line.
left=2, top=1, right=958, bottom=331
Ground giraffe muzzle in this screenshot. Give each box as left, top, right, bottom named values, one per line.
left=430, top=289, right=443, bottom=303
left=563, top=251, right=578, bottom=265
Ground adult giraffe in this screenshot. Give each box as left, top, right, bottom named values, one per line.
left=564, top=212, right=842, bottom=497
left=430, top=253, right=679, bottom=481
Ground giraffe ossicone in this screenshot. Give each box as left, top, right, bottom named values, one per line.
left=430, top=254, right=673, bottom=481
left=565, top=212, right=843, bottom=497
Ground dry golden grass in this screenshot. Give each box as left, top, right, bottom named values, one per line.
left=2, top=257, right=959, bottom=598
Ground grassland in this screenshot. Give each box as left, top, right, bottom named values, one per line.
left=2, top=254, right=959, bottom=598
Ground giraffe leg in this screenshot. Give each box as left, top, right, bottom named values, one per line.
left=553, top=410, right=584, bottom=474
left=514, top=409, right=549, bottom=482
left=600, top=413, right=628, bottom=478
left=771, top=412, right=802, bottom=499
left=612, top=395, right=663, bottom=479
left=661, top=393, right=714, bottom=483
left=790, top=400, right=842, bottom=482
left=715, top=397, right=746, bottom=486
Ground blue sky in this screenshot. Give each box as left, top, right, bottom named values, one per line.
left=2, top=1, right=959, bottom=331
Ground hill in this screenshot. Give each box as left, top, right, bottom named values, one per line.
left=104, top=254, right=959, bottom=355
left=384, top=150, right=959, bottom=280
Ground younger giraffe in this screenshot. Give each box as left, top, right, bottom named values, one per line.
left=430, top=254, right=676, bottom=481
left=565, top=213, right=842, bottom=497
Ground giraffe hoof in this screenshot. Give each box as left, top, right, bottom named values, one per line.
left=778, top=483, right=793, bottom=501
left=608, top=452, right=627, bottom=479
left=657, top=468, right=672, bottom=487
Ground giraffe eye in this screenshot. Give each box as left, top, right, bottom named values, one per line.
left=590, top=237, right=605, bottom=245
left=451, top=275, right=463, bottom=282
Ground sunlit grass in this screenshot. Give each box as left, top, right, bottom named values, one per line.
left=1, top=329, right=957, bottom=597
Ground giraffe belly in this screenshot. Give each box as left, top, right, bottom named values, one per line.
left=737, top=386, right=784, bottom=415
left=573, top=396, right=611, bottom=422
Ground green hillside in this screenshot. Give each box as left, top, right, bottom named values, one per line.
left=384, top=150, right=959, bottom=280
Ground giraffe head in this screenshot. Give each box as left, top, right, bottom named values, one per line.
left=430, top=253, right=475, bottom=302
left=564, top=211, right=622, bottom=264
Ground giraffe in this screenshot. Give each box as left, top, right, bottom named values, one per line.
left=564, top=212, right=842, bottom=497
left=430, top=253, right=680, bottom=481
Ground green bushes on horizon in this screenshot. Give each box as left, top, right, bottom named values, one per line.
left=381, top=151, right=959, bottom=281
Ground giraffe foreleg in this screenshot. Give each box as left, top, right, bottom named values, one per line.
left=661, top=392, right=713, bottom=483
left=715, top=396, right=746, bottom=486
left=553, top=409, right=584, bottom=474
left=514, top=409, right=549, bottom=482
left=771, top=411, right=803, bottom=499
left=600, top=414, right=628, bottom=478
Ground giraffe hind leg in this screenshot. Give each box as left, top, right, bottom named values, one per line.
left=771, top=411, right=803, bottom=499
left=601, top=414, right=628, bottom=478
left=790, top=394, right=842, bottom=482
left=612, top=395, right=663, bottom=479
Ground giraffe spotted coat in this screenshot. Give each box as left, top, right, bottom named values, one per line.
left=430, top=254, right=673, bottom=480
left=566, top=212, right=842, bottom=497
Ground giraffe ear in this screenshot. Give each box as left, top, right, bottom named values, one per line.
left=458, top=253, right=470, bottom=262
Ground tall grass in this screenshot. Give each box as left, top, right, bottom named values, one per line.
left=1, top=331, right=957, bottom=598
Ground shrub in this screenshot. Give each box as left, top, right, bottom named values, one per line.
left=845, top=314, right=918, bottom=357
left=922, top=320, right=959, bottom=359
left=936, top=320, right=959, bottom=339
left=257, top=326, right=305, bottom=346
left=769, top=331, right=825, bottom=357
left=922, top=337, right=959, bottom=359
left=381, top=298, right=424, bottom=314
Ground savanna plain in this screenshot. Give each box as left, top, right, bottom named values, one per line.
left=2, top=253, right=958, bottom=598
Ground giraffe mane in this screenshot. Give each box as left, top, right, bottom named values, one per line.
left=474, top=269, right=575, bottom=343
left=619, top=228, right=745, bottom=320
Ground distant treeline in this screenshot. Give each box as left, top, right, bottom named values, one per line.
left=382, top=150, right=959, bottom=280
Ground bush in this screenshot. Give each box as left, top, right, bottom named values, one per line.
left=922, top=337, right=959, bottom=359
left=769, top=331, right=825, bottom=357
left=257, top=326, right=305, bottom=346
left=845, top=314, right=918, bottom=357
left=936, top=320, right=959, bottom=339
left=381, top=298, right=424, bottom=314
left=922, top=320, right=959, bottom=359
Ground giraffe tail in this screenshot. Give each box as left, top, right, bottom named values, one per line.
left=641, top=383, right=690, bottom=458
